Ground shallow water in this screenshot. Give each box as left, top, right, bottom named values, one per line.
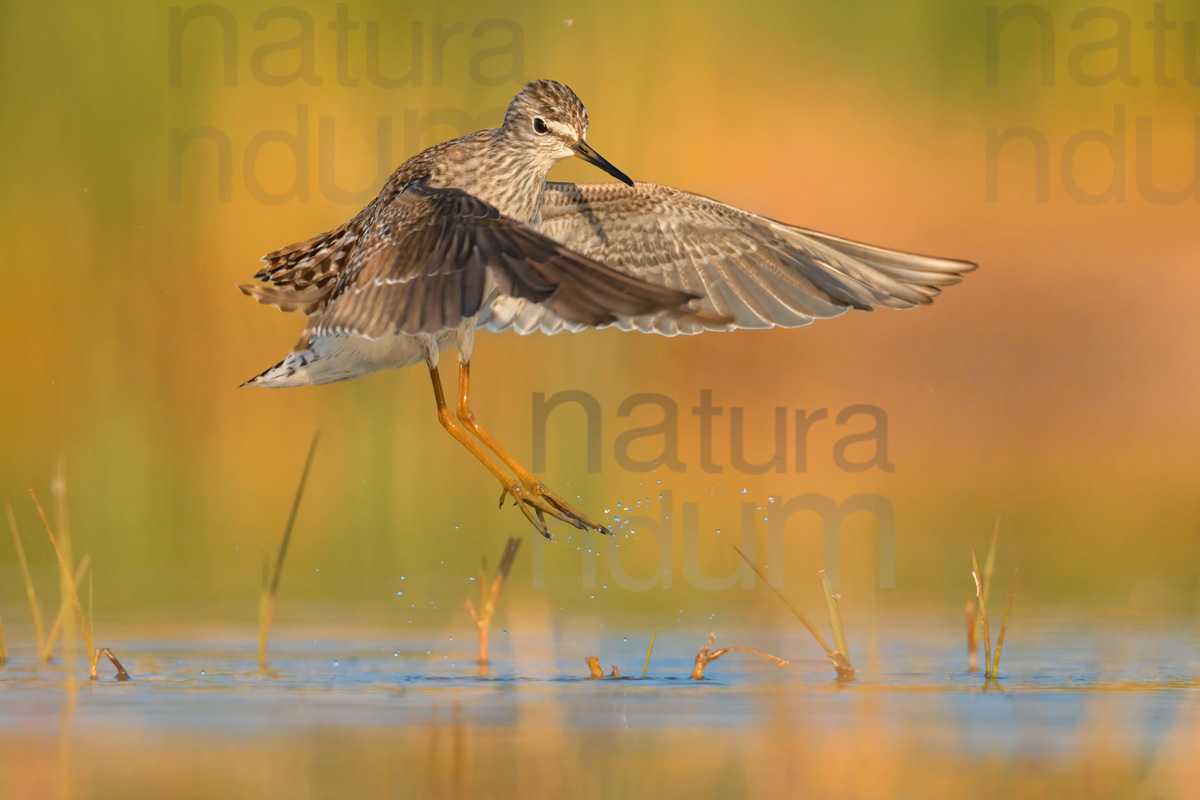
left=3, top=622, right=1197, bottom=734
left=1, top=620, right=1198, bottom=798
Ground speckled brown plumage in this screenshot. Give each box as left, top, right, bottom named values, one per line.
left=236, top=79, right=976, bottom=538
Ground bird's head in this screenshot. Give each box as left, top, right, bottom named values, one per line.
left=500, top=79, right=633, bottom=186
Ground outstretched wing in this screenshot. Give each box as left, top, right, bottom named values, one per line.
left=479, top=182, right=976, bottom=336
left=306, top=183, right=720, bottom=339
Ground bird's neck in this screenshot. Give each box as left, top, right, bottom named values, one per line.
left=434, top=129, right=551, bottom=227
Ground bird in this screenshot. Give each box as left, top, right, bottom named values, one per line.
left=238, top=79, right=976, bottom=539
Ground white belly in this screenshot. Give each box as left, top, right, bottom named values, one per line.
left=246, top=328, right=459, bottom=388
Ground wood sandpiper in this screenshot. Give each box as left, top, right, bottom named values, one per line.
left=239, top=79, right=976, bottom=538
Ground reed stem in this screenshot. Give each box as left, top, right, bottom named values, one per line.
left=6, top=500, right=46, bottom=662
left=257, top=432, right=319, bottom=670
left=642, top=621, right=659, bottom=677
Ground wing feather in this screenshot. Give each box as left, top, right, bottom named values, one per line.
left=479, top=182, right=976, bottom=336
left=308, top=183, right=721, bottom=339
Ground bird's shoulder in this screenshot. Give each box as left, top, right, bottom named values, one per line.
left=375, top=129, right=498, bottom=205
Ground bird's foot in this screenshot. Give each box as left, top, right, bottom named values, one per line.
left=498, top=479, right=610, bottom=540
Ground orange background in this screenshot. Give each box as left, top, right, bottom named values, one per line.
left=1, top=0, right=1197, bottom=629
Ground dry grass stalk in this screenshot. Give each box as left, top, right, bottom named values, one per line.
left=464, top=537, right=522, bottom=666
left=49, top=461, right=80, bottom=707
left=642, top=620, right=659, bottom=677
left=689, top=631, right=788, bottom=680
left=257, top=432, right=320, bottom=670
left=966, top=599, right=978, bottom=671
left=7, top=499, right=47, bottom=662
left=991, top=569, right=1018, bottom=678
left=42, top=555, right=90, bottom=663
left=96, top=648, right=131, bottom=681
left=819, top=569, right=852, bottom=663
left=0, top=605, right=6, bottom=665
left=970, top=547, right=993, bottom=680
left=734, top=546, right=854, bottom=680
left=50, top=459, right=82, bottom=698
left=583, top=656, right=621, bottom=679
left=30, top=488, right=97, bottom=678
left=88, top=571, right=95, bottom=674
left=982, top=515, right=1000, bottom=605
left=970, top=515, right=1001, bottom=666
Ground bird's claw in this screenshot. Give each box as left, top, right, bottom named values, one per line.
left=496, top=479, right=608, bottom=539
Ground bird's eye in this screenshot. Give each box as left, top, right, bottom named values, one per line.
left=533, top=118, right=548, bottom=134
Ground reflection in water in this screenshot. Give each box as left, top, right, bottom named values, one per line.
left=0, top=623, right=1198, bottom=798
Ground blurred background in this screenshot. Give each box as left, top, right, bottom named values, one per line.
left=1, top=0, right=1197, bottom=637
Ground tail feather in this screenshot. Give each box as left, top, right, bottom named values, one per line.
left=237, top=282, right=328, bottom=315
left=240, top=330, right=413, bottom=388
left=242, top=222, right=358, bottom=316
left=255, top=222, right=355, bottom=289
left=241, top=346, right=323, bottom=388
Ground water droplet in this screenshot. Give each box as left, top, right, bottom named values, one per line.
left=449, top=637, right=454, bottom=642
left=396, top=591, right=404, bottom=596
left=623, top=637, right=628, bottom=642
left=502, top=629, right=508, bottom=635
left=401, top=575, right=406, bottom=580
left=394, top=651, right=399, bottom=657
left=200, top=670, right=205, bottom=676
left=469, top=576, right=476, bottom=581
left=334, top=659, right=339, bottom=666
left=740, top=488, right=748, bottom=494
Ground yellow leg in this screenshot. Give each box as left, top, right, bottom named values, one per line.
left=428, top=365, right=514, bottom=486
left=455, top=361, right=608, bottom=534
left=429, top=365, right=592, bottom=538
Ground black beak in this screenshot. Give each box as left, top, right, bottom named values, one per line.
left=571, top=140, right=634, bottom=186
